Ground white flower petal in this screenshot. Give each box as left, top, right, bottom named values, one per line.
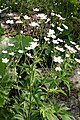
left=2, top=58, right=9, bottom=63
left=55, top=67, right=62, bottom=71
left=18, top=50, right=24, bottom=53
left=6, top=20, right=14, bottom=24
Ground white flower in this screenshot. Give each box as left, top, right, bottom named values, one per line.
left=23, top=15, right=31, bottom=20
left=65, top=54, right=70, bottom=57
left=51, top=35, right=56, bottom=39
left=75, top=58, right=80, bottom=63
left=55, top=46, right=65, bottom=52
left=65, top=44, right=77, bottom=53
left=44, top=37, right=49, bottom=41
left=54, top=56, right=63, bottom=63
left=57, top=27, right=63, bottom=32
left=56, top=14, right=65, bottom=20
left=51, top=12, right=55, bottom=16
left=8, top=43, right=14, bottom=46
left=51, top=23, right=55, bottom=27
left=15, top=2, right=18, bottom=5
left=33, top=8, right=39, bottom=11
left=2, top=58, right=9, bottom=63
left=16, top=20, right=23, bottom=24
left=6, top=20, right=14, bottom=24
left=7, top=13, right=14, bottom=16
left=18, top=50, right=24, bottom=53
left=52, top=40, right=59, bottom=44
left=20, top=30, right=23, bottom=34
left=26, top=53, right=33, bottom=58
left=29, top=22, right=39, bottom=27
left=45, top=18, right=50, bottom=23
left=36, top=13, right=47, bottom=20
left=57, top=38, right=63, bottom=42
left=2, top=50, right=7, bottom=53
left=25, top=42, right=39, bottom=50
left=55, top=67, right=62, bottom=71
left=75, top=45, right=80, bottom=51
left=47, top=29, right=55, bottom=38
left=13, top=16, right=20, bottom=20
left=33, top=38, right=39, bottom=41
left=9, top=52, right=15, bottom=56
left=70, top=41, right=76, bottom=45
left=77, top=71, right=80, bottom=75
left=30, top=42, right=39, bottom=49
left=62, top=24, right=68, bottom=29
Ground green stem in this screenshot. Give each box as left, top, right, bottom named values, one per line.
left=28, top=75, right=32, bottom=120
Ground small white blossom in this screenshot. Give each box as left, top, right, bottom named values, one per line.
left=56, top=14, right=65, bottom=20
left=62, top=24, right=68, bottom=29
left=15, top=2, right=18, bottom=5
left=25, top=42, right=39, bottom=50
left=2, top=50, right=7, bottom=53
left=45, top=18, right=50, bottom=23
left=7, top=13, right=14, bottom=16
left=6, top=20, right=14, bottom=24
left=75, top=45, right=80, bottom=51
left=55, top=46, right=65, bottom=52
left=47, top=29, right=55, bottom=38
left=33, top=8, right=39, bottom=12
left=65, top=44, right=77, bottom=53
left=51, top=12, right=55, bottom=16
left=54, top=56, right=63, bottom=63
left=20, top=30, right=23, bottom=34
left=52, top=40, right=59, bottom=44
left=51, top=24, right=55, bottom=27
left=44, top=37, right=49, bottom=41
left=18, top=50, right=24, bottom=53
left=51, top=35, right=56, bottom=39
left=55, top=67, right=62, bottom=71
left=33, top=38, right=39, bottom=41
left=19, top=76, right=21, bottom=78
left=26, top=53, right=33, bottom=58
left=29, top=22, right=39, bottom=27
left=36, top=13, right=47, bottom=20
left=65, top=54, right=70, bottom=58
left=57, top=27, right=63, bottom=32
left=13, top=16, right=20, bottom=20
left=23, top=15, right=31, bottom=20
left=30, top=42, right=39, bottom=49
left=9, top=52, right=15, bottom=56
left=75, top=58, right=80, bottom=63
left=16, top=20, right=23, bottom=24
left=77, top=71, right=80, bottom=75
left=8, top=43, right=14, bottom=46
left=57, top=38, right=63, bottom=42
left=2, top=58, right=9, bottom=63
left=70, top=41, right=76, bottom=45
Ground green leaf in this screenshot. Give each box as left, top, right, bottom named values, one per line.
left=0, top=59, right=7, bottom=77
left=61, top=114, right=73, bottom=120
left=0, top=95, right=5, bottom=107
left=46, top=112, right=59, bottom=120
left=13, top=114, right=24, bottom=120
left=49, top=88, right=67, bottom=96
left=13, top=35, right=32, bottom=50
